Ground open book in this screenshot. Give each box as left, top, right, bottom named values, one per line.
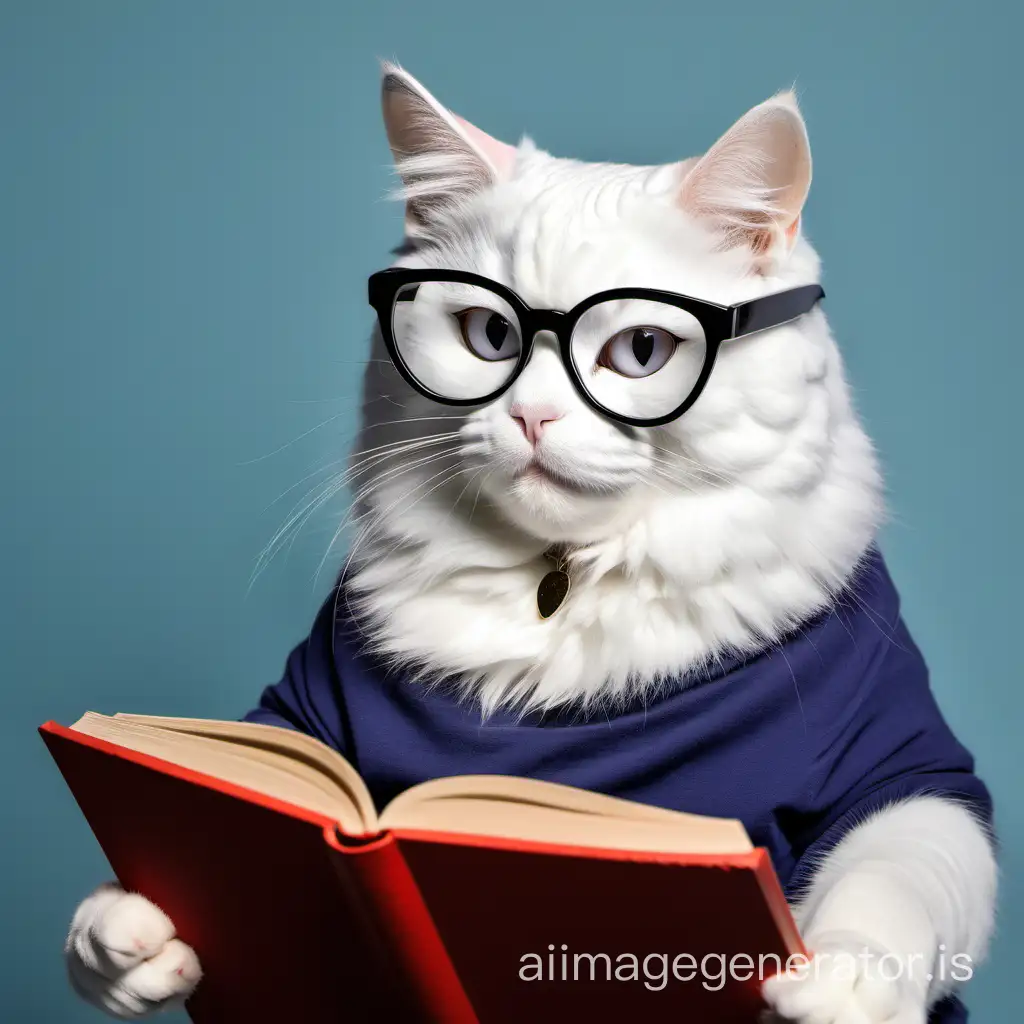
left=42, top=712, right=802, bottom=1024
left=69, top=711, right=754, bottom=856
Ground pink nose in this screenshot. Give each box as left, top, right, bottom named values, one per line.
left=510, top=403, right=564, bottom=447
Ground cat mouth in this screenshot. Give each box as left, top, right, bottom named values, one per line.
left=515, top=461, right=592, bottom=494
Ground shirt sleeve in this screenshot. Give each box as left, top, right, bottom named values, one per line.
left=786, top=557, right=994, bottom=895
left=241, top=591, right=353, bottom=757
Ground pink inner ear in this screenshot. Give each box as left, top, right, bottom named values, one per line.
left=454, top=115, right=518, bottom=179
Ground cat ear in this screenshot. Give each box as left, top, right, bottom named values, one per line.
left=679, top=91, right=811, bottom=266
left=381, top=62, right=518, bottom=235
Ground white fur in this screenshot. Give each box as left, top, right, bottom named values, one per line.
left=66, top=68, right=996, bottom=1021
left=764, top=797, right=997, bottom=1021
left=66, top=884, right=200, bottom=1018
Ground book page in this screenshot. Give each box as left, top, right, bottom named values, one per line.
left=112, top=714, right=378, bottom=826
left=70, top=714, right=751, bottom=856
left=71, top=713, right=377, bottom=834
left=380, top=774, right=752, bottom=855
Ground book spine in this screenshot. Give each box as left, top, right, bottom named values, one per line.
left=752, top=849, right=807, bottom=959
left=324, top=827, right=478, bottom=1024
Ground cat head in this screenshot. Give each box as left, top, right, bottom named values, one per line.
left=362, top=64, right=846, bottom=539
left=346, top=64, right=880, bottom=710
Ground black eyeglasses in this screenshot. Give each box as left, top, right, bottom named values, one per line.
left=368, top=268, right=824, bottom=428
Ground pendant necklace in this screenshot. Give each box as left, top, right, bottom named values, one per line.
left=537, top=546, right=571, bottom=618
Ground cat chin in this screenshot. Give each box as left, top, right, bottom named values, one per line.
left=481, top=472, right=641, bottom=543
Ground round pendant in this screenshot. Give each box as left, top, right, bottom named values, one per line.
left=537, top=569, right=571, bottom=618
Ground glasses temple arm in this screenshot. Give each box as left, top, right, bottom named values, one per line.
left=729, top=284, right=825, bottom=339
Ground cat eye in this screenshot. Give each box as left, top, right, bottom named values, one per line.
left=369, top=268, right=824, bottom=428
left=598, top=327, right=678, bottom=378
left=455, top=307, right=522, bottom=361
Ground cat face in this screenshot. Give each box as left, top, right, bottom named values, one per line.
left=360, top=66, right=828, bottom=546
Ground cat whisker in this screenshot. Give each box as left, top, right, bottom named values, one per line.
left=250, top=473, right=351, bottom=589
left=303, top=434, right=464, bottom=511
left=468, top=467, right=493, bottom=523
left=303, top=444, right=465, bottom=590
left=327, top=358, right=396, bottom=367
left=348, top=446, right=463, bottom=506
left=286, top=391, right=397, bottom=406
left=359, top=413, right=470, bottom=432
left=445, top=464, right=491, bottom=528
left=648, top=454, right=730, bottom=493
left=641, top=477, right=678, bottom=501
left=646, top=443, right=734, bottom=488
left=350, top=430, right=463, bottom=464
left=254, top=441, right=464, bottom=589
left=647, top=462, right=706, bottom=496
left=341, top=436, right=462, bottom=488
left=394, top=465, right=472, bottom=529
left=260, top=457, right=350, bottom=514
left=340, top=461, right=466, bottom=584
left=244, top=393, right=417, bottom=467
left=238, top=410, right=353, bottom=467
left=315, top=465, right=430, bottom=590
left=261, top=433, right=460, bottom=523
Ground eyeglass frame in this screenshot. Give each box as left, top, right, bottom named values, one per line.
left=367, top=267, right=825, bottom=428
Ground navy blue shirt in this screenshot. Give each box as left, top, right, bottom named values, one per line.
left=245, top=550, right=989, bottom=1022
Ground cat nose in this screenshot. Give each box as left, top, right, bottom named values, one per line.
left=509, top=403, right=564, bottom=447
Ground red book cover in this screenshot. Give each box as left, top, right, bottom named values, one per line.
left=40, top=722, right=475, bottom=1024
left=41, top=721, right=802, bottom=1023
left=397, top=832, right=800, bottom=1022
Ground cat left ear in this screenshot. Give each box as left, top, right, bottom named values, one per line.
left=679, top=91, right=811, bottom=267
left=381, top=62, right=518, bottom=236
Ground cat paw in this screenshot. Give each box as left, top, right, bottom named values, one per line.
left=66, top=883, right=201, bottom=1018
left=762, top=933, right=927, bottom=1024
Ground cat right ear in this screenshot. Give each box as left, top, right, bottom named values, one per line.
left=380, top=62, right=517, bottom=236
left=679, top=91, right=811, bottom=269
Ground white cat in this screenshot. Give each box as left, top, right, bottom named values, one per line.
left=66, top=65, right=996, bottom=1022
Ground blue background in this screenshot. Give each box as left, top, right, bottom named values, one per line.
left=2, top=1, right=1019, bottom=1019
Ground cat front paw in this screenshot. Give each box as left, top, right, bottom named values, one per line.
left=66, top=883, right=201, bottom=1018
left=762, top=932, right=928, bottom=1024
